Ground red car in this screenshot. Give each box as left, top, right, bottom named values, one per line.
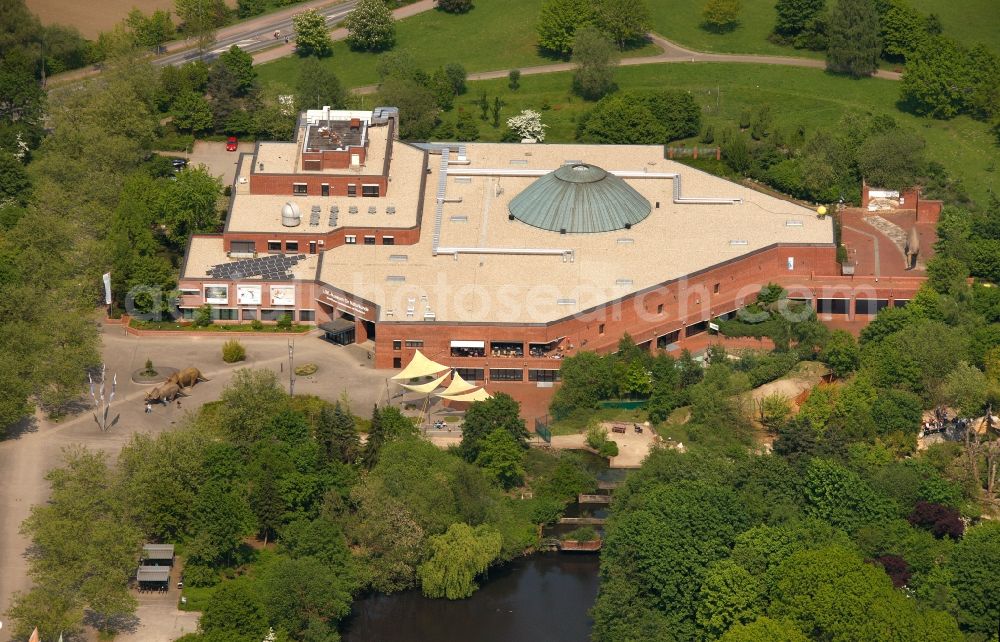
left=226, top=136, right=238, bottom=152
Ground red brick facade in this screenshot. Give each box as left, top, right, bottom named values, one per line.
left=248, top=174, right=387, bottom=198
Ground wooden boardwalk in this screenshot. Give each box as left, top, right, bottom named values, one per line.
left=597, top=480, right=623, bottom=490
left=558, top=517, right=607, bottom=525
left=578, top=494, right=612, bottom=504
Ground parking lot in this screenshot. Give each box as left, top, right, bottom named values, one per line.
left=167, top=139, right=247, bottom=187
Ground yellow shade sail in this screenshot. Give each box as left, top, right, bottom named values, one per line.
left=399, top=371, right=450, bottom=394
left=437, top=371, right=477, bottom=397
left=391, top=349, right=448, bottom=380
left=439, top=388, right=492, bottom=403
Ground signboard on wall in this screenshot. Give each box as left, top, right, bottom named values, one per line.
left=270, top=285, right=295, bottom=306
left=204, top=284, right=228, bottom=305
left=319, top=287, right=373, bottom=319
left=237, top=285, right=262, bottom=305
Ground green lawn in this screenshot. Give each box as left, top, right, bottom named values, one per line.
left=648, top=0, right=818, bottom=58
left=256, top=0, right=660, bottom=91
left=909, top=0, right=1000, bottom=55
left=440, top=63, right=997, bottom=204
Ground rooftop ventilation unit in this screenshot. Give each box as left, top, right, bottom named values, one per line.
left=368, top=206, right=377, bottom=214
left=729, top=239, right=749, bottom=246
left=785, top=220, right=804, bottom=227
left=386, top=275, right=406, bottom=282
left=616, top=279, right=634, bottom=287
left=386, top=206, right=396, bottom=215
left=348, top=206, right=358, bottom=214
left=556, top=299, right=577, bottom=306
left=617, top=238, right=635, bottom=245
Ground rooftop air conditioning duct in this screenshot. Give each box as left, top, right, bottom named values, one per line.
left=281, top=201, right=302, bottom=227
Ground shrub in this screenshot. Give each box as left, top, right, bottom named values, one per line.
left=508, top=69, right=520, bottom=90
left=193, top=304, right=213, bottom=327
left=872, top=554, right=911, bottom=588
left=563, top=526, right=597, bottom=541
left=908, top=501, right=964, bottom=539
left=142, top=359, right=157, bottom=376
left=586, top=423, right=608, bottom=450
left=222, top=339, right=246, bottom=363
left=276, top=313, right=293, bottom=330
left=250, top=319, right=263, bottom=331
left=182, top=562, right=220, bottom=587
left=598, top=440, right=619, bottom=457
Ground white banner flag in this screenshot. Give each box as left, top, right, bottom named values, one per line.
left=102, top=272, right=112, bottom=305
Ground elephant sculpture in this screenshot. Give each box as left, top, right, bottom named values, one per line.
left=168, top=367, right=210, bottom=388
left=904, top=227, right=920, bottom=270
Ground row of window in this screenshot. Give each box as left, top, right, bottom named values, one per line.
left=179, top=308, right=315, bottom=322
left=345, top=235, right=393, bottom=245
left=448, top=368, right=560, bottom=383
left=292, top=183, right=380, bottom=197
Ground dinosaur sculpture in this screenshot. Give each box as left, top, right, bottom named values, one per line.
left=145, top=381, right=188, bottom=404
left=168, top=367, right=210, bottom=388
left=904, top=227, right=920, bottom=270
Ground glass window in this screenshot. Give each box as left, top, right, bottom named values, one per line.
left=405, top=340, right=424, bottom=348
left=267, top=241, right=282, bottom=252
left=528, top=369, right=561, bottom=382
left=362, top=184, right=379, bottom=197
left=345, top=235, right=356, bottom=244
left=490, top=342, right=524, bottom=358
left=261, top=309, right=294, bottom=321
left=657, top=303, right=664, bottom=314
left=364, top=236, right=376, bottom=245
left=598, top=323, right=605, bottom=335
left=686, top=320, right=709, bottom=337
left=657, top=330, right=681, bottom=348
left=383, top=236, right=395, bottom=245
left=347, top=184, right=357, bottom=197
left=180, top=308, right=195, bottom=320
left=299, top=310, right=315, bottom=321
left=215, top=308, right=238, bottom=321
left=455, top=368, right=485, bottom=381
left=285, top=241, right=299, bottom=252
left=490, top=368, right=523, bottom=381
left=293, top=183, right=308, bottom=195
left=393, top=340, right=402, bottom=350
left=242, top=309, right=257, bottom=321
left=231, top=240, right=255, bottom=254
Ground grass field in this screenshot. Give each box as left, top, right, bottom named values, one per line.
left=647, top=0, right=818, bottom=58
left=909, top=0, right=1000, bottom=55
left=436, top=63, right=996, bottom=205
left=256, top=0, right=661, bottom=91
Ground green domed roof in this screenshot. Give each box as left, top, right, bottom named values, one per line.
left=508, top=163, right=651, bottom=234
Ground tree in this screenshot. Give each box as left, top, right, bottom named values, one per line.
left=261, top=556, right=353, bottom=638
left=455, top=108, right=479, bottom=141
left=571, top=26, right=618, bottom=100
left=444, top=62, right=467, bottom=95
left=218, top=44, right=255, bottom=95
left=476, top=428, right=526, bottom=489
left=820, top=329, right=860, bottom=377
left=174, top=0, right=227, bottom=51
left=200, top=580, right=267, bottom=636
left=292, top=9, right=333, bottom=57
left=159, top=165, right=221, bottom=245
left=879, top=0, right=927, bottom=61
left=577, top=89, right=700, bottom=143
left=237, top=0, right=264, bottom=18
left=377, top=76, right=439, bottom=139
left=825, top=0, right=881, bottom=77
left=417, top=523, right=503, bottom=599
left=774, top=0, right=826, bottom=37
left=218, top=369, right=289, bottom=447
left=942, top=361, right=988, bottom=417
left=437, top=0, right=472, bottom=13
left=459, top=393, right=528, bottom=461
left=125, top=9, right=176, bottom=50
left=703, top=0, right=742, bottom=33
left=505, top=109, right=548, bottom=141
left=249, top=467, right=284, bottom=544
left=172, top=91, right=213, bottom=133
left=315, top=402, right=360, bottom=463
left=0, top=151, right=31, bottom=206
left=696, top=560, right=764, bottom=639
left=951, top=522, right=1000, bottom=635
left=346, top=0, right=396, bottom=52
left=594, top=0, right=651, bottom=49
left=908, top=501, right=964, bottom=539
left=804, top=458, right=895, bottom=532
left=537, top=0, right=595, bottom=55
left=856, top=130, right=925, bottom=190
left=719, top=617, right=809, bottom=642
left=508, top=69, right=521, bottom=90
left=900, top=37, right=976, bottom=119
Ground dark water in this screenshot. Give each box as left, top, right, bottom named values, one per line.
left=343, top=554, right=601, bottom=642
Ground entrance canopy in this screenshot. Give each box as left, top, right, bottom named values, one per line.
left=400, top=371, right=450, bottom=394
left=391, top=349, right=448, bottom=380
left=439, top=388, right=492, bottom=403
left=137, top=565, right=170, bottom=583
left=319, top=318, right=354, bottom=334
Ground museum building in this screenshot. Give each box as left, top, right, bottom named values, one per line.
left=177, top=107, right=926, bottom=388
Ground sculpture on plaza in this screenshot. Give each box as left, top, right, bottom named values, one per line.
left=145, top=381, right=188, bottom=404
left=905, top=227, right=920, bottom=270
left=168, top=367, right=210, bottom=388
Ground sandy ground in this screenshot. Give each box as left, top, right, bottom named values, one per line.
left=27, top=0, right=236, bottom=39
left=0, top=320, right=392, bottom=642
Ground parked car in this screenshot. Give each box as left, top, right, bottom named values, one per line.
left=171, top=158, right=187, bottom=171
left=226, top=136, right=238, bottom=152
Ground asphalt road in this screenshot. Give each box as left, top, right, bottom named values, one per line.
left=156, top=0, right=360, bottom=67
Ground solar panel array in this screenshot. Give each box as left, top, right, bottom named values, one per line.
left=208, top=254, right=308, bottom=281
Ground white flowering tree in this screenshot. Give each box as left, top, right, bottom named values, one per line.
left=506, top=109, right=548, bottom=142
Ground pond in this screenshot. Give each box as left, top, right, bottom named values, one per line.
left=342, top=450, right=619, bottom=641
left=343, top=554, right=601, bottom=642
